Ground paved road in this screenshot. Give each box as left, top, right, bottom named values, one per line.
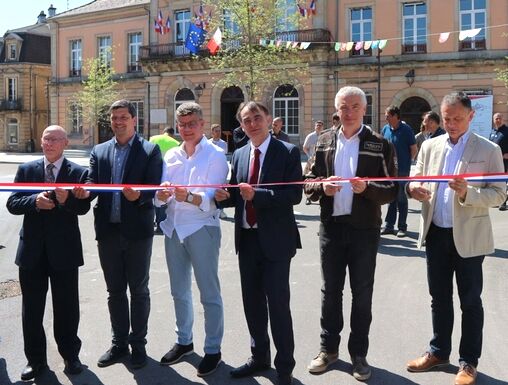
left=0, top=162, right=506, bottom=385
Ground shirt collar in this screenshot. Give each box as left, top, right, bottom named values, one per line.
left=44, top=155, right=64, bottom=169
left=114, top=134, right=136, bottom=148
left=446, top=129, right=471, bottom=147
left=338, top=125, right=363, bottom=141
left=250, top=134, right=271, bottom=154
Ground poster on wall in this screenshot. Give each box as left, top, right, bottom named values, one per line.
left=469, top=95, right=493, bottom=139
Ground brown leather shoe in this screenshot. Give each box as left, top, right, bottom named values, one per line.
left=455, top=363, right=477, bottom=385
left=407, top=352, right=449, bottom=372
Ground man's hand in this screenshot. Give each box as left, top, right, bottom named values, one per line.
left=408, top=182, right=431, bottom=202
left=215, top=188, right=230, bottom=202
left=73, top=186, right=90, bottom=199
left=173, top=187, right=188, bottom=202
left=122, top=187, right=140, bottom=202
left=322, top=176, right=342, bottom=196
left=350, top=178, right=367, bottom=194
left=156, top=181, right=173, bottom=201
left=239, top=183, right=255, bottom=201
left=448, top=177, right=468, bottom=201
left=54, top=187, right=69, bottom=205
left=36, top=191, right=56, bottom=210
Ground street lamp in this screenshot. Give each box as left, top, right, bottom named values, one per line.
left=405, top=69, right=415, bottom=87
left=194, top=83, right=205, bottom=98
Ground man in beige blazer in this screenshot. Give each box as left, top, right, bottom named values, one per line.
left=406, top=92, right=506, bottom=385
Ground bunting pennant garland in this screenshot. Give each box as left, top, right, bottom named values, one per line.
left=378, top=39, right=388, bottom=49
left=355, top=41, right=364, bottom=51
left=438, top=32, right=450, bottom=43
left=371, top=40, right=380, bottom=49
left=364, top=40, right=372, bottom=50
left=300, top=42, right=311, bottom=49
left=334, top=42, right=340, bottom=51
left=346, top=41, right=354, bottom=51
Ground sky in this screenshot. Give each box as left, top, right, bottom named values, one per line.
left=0, top=0, right=91, bottom=33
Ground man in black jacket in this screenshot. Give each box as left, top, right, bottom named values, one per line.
left=305, top=86, right=397, bottom=381
left=7, top=125, right=90, bottom=381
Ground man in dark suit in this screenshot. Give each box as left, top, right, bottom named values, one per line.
left=75, top=99, right=162, bottom=370
left=215, top=101, right=302, bottom=385
left=7, top=125, right=90, bottom=381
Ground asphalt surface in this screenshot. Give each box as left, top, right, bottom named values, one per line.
left=0, top=157, right=506, bottom=385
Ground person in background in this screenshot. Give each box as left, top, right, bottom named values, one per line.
left=423, top=111, right=446, bottom=139
left=331, top=112, right=341, bottom=129
left=489, top=112, right=508, bottom=211
left=208, top=124, right=228, bottom=153
left=150, top=127, right=180, bottom=234
left=414, top=122, right=428, bottom=157
left=303, top=120, right=325, bottom=160
left=167, top=127, right=178, bottom=140
left=381, top=105, right=417, bottom=238
left=233, top=125, right=249, bottom=150
left=271, top=117, right=290, bottom=143
left=406, top=92, right=506, bottom=385
left=7, top=125, right=90, bottom=380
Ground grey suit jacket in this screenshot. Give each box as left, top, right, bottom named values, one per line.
left=414, top=132, right=506, bottom=257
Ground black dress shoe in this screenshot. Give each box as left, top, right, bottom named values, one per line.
left=278, top=373, right=294, bottom=385
left=97, top=346, right=129, bottom=367
left=230, top=357, right=270, bottom=378
left=64, top=359, right=83, bottom=375
left=21, top=362, right=47, bottom=381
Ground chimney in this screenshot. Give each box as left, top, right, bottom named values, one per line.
left=37, top=11, right=47, bottom=24
left=48, top=4, right=56, bottom=17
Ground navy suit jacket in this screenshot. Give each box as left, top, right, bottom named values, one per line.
left=223, top=137, right=302, bottom=260
left=88, top=134, right=162, bottom=240
left=6, top=158, right=90, bottom=270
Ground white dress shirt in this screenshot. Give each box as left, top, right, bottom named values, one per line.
left=44, top=156, right=64, bottom=180
left=332, top=126, right=362, bottom=216
left=158, top=135, right=229, bottom=241
left=433, top=131, right=471, bottom=228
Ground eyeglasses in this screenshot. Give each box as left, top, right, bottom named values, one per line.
left=177, top=120, right=200, bottom=130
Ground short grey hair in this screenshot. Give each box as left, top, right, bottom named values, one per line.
left=176, top=102, right=203, bottom=119
left=335, top=86, right=367, bottom=109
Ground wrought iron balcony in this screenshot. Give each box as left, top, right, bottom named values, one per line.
left=139, top=28, right=332, bottom=61
left=0, top=98, right=22, bottom=111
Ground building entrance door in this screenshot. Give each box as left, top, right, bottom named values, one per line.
left=221, top=86, right=244, bottom=152
left=400, top=96, right=431, bottom=135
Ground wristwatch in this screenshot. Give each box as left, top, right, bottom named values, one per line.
left=186, top=191, right=194, bottom=203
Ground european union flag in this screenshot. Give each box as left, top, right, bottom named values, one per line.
left=185, top=24, right=206, bottom=54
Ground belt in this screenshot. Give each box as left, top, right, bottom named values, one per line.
left=330, top=215, right=352, bottom=224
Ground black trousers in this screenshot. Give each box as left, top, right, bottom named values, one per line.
left=97, top=227, right=152, bottom=350
left=238, top=229, right=295, bottom=376
left=319, top=219, right=379, bottom=357
left=19, top=262, right=81, bottom=365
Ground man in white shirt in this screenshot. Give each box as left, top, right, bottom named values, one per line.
left=303, top=120, right=324, bottom=159
left=208, top=124, right=228, bottom=153
left=156, top=102, right=229, bottom=377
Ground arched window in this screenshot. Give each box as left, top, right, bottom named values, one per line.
left=174, top=88, right=195, bottom=133
left=7, top=118, right=18, bottom=144
left=273, top=84, right=299, bottom=135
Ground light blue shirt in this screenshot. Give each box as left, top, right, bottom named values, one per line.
left=110, top=136, right=134, bottom=223
left=432, top=131, right=471, bottom=228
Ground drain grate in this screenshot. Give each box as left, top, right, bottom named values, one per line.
left=0, top=279, right=21, bottom=300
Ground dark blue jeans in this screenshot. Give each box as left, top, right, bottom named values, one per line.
left=98, top=227, right=153, bottom=351
left=319, top=219, right=379, bottom=357
left=384, top=172, right=409, bottom=231
left=425, top=223, right=484, bottom=366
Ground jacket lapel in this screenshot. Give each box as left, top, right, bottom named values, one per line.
left=36, top=159, right=45, bottom=182
left=55, top=158, right=70, bottom=182
left=239, top=145, right=251, bottom=183
left=123, top=135, right=140, bottom=182
left=457, top=133, right=477, bottom=174
left=259, top=139, right=276, bottom=183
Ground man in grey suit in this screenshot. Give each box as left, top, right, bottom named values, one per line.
left=215, top=101, right=302, bottom=385
left=406, top=92, right=506, bottom=385
left=7, top=125, right=90, bottom=380
left=75, top=99, right=162, bottom=370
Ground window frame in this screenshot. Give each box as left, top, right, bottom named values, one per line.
left=97, top=35, right=112, bottom=66
left=350, top=7, right=373, bottom=57
left=128, top=32, right=143, bottom=72
left=402, top=2, right=427, bottom=54
left=273, top=85, right=299, bottom=136
left=8, top=43, right=17, bottom=60
left=131, top=100, right=144, bottom=135
left=7, top=118, right=19, bottom=145
left=459, top=0, right=486, bottom=50
left=7, top=77, right=17, bottom=101
left=275, top=0, right=298, bottom=33
left=69, top=39, right=82, bottom=77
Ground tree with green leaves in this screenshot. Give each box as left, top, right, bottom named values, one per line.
left=496, top=57, right=508, bottom=104
left=202, top=0, right=306, bottom=99
left=72, top=54, right=119, bottom=143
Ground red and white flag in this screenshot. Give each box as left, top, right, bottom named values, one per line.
left=207, top=27, right=222, bottom=55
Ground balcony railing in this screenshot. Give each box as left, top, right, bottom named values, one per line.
left=140, top=28, right=332, bottom=61
left=459, top=38, right=486, bottom=51
left=402, top=43, right=427, bottom=54
left=0, top=98, right=22, bottom=111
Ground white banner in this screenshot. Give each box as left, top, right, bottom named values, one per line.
left=469, top=95, right=493, bottom=139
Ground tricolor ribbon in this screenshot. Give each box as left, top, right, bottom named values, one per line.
left=1, top=173, right=506, bottom=193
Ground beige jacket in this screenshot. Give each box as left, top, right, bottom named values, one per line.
left=414, top=132, right=506, bottom=257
